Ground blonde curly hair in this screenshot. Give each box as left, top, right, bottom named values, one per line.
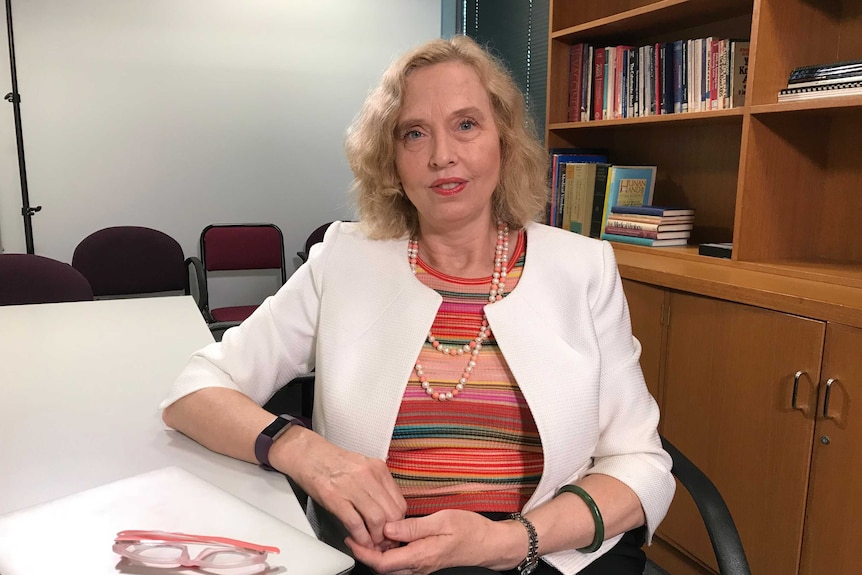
left=345, top=35, right=548, bottom=239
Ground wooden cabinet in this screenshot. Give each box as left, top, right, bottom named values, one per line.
left=661, top=293, right=825, bottom=575
left=800, top=323, right=862, bottom=575
left=621, top=278, right=667, bottom=403
left=620, top=285, right=862, bottom=575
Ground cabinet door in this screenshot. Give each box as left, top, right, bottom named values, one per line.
left=661, top=292, right=825, bottom=575
left=621, top=279, right=667, bottom=405
left=800, top=323, right=862, bottom=575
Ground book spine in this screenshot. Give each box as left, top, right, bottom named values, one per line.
left=710, top=38, right=719, bottom=110
left=604, top=227, right=687, bottom=239
left=593, top=48, right=606, bottom=121
left=681, top=40, right=689, bottom=112
left=600, top=232, right=654, bottom=246
left=731, top=41, right=750, bottom=108
left=589, top=165, right=611, bottom=239
left=582, top=45, right=593, bottom=121
left=673, top=41, right=683, bottom=113
left=663, top=42, right=675, bottom=114
left=718, top=39, right=728, bottom=109
left=568, top=44, right=584, bottom=122
left=648, top=44, right=657, bottom=115
left=630, top=47, right=638, bottom=118
left=605, top=219, right=662, bottom=232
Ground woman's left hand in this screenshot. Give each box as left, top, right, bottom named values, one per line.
left=345, top=509, right=525, bottom=575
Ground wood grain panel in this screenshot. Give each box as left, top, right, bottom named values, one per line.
left=621, top=279, right=668, bottom=406
left=735, top=114, right=829, bottom=262
left=749, top=0, right=844, bottom=106
left=800, top=323, right=862, bottom=575
left=661, top=293, right=825, bottom=575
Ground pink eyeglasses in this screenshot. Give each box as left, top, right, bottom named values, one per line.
left=113, top=530, right=280, bottom=569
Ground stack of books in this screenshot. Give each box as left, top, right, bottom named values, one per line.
left=778, top=58, right=862, bottom=102
left=601, top=205, right=695, bottom=247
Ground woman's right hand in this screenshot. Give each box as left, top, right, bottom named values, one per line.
left=272, top=427, right=408, bottom=550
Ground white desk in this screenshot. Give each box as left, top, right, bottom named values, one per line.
left=0, top=296, right=312, bottom=536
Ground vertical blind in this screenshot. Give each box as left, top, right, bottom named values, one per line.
left=459, top=0, right=549, bottom=141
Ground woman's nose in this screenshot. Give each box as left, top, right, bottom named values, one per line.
left=429, top=134, right=456, bottom=168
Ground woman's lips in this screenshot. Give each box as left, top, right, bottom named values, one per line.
left=430, top=178, right=467, bottom=197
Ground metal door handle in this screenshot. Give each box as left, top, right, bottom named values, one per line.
left=822, top=378, right=837, bottom=419
left=791, top=370, right=805, bottom=411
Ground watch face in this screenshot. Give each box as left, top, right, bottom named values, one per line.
left=261, top=416, right=292, bottom=438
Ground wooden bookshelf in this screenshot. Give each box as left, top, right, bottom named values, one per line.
left=546, top=1, right=862, bottom=574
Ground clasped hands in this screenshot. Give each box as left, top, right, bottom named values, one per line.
left=284, top=433, right=523, bottom=575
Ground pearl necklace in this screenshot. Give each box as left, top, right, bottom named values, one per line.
left=407, top=222, right=510, bottom=401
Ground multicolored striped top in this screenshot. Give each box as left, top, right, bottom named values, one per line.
left=387, top=229, right=544, bottom=516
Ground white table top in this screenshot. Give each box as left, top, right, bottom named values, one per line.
left=0, top=296, right=312, bottom=536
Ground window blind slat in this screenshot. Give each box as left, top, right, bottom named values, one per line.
left=460, top=0, right=548, bottom=140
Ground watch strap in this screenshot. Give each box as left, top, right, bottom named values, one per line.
left=254, top=414, right=306, bottom=471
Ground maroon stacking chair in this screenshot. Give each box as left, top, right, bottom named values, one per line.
left=0, top=253, right=94, bottom=306
left=196, top=223, right=286, bottom=326
left=72, top=226, right=193, bottom=298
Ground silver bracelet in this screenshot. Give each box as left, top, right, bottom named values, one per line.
left=510, top=512, right=539, bottom=574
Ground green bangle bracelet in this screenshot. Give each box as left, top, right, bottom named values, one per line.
left=556, top=484, right=604, bottom=553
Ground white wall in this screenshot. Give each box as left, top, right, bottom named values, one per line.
left=0, top=0, right=441, bottom=303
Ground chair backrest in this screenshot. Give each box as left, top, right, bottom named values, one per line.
left=297, top=221, right=337, bottom=263
left=72, top=226, right=187, bottom=297
left=0, top=254, right=94, bottom=306
left=200, top=223, right=286, bottom=282
left=194, top=223, right=287, bottom=325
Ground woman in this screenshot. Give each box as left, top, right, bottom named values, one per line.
left=162, top=35, right=674, bottom=575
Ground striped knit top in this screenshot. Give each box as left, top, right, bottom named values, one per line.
left=387, top=229, right=544, bottom=516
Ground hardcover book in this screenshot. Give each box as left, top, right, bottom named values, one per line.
left=730, top=40, right=750, bottom=108
left=605, top=219, right=693, bottom=232
left=599, top=165, right=657, bottom=237
left=603, top=227, right=690, bottom=240
left=611, top=205, right=694, bottom=217
left=601, top=232, right=689, bottom=247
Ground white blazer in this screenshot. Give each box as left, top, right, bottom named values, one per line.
left=164, top=221, right=674, bottom=575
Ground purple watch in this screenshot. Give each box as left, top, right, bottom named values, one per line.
left=254, top=414, right=306, bottom=471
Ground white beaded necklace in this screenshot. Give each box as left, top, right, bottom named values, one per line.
left=407, top=222, right=510, bottom=401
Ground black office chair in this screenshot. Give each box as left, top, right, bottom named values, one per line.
left=296, top=221, right=335, bottom=263
left=263, top=374, right=751, bottom=575
left=0, top=253, right=94, bottom=306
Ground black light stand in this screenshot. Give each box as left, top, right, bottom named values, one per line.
left=4, top=0, right=39, bottom=254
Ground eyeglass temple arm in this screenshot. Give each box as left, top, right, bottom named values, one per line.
left=115, top=530, right=279, bottom=554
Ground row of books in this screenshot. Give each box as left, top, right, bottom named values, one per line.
left=778, top=58, right=862, bottom=102
left=567, top=38, right=750, bottom=122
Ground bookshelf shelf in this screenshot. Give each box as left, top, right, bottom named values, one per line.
left=750, top=95, right=862, bottom=115
left=547, top=107, right=744, bottom=130
left=551, top=0, right=753, bottom=39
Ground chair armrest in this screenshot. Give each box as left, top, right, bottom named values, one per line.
left=297, top=251, right=308, bottom=263
left=185, top=256, right=214, bottom=322
left=661, top=436, right=752, bottom=575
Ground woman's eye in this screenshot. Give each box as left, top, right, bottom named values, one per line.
left=459, top=120, right=477, bottom=131
left=403, top=130, right=423, bottom=140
